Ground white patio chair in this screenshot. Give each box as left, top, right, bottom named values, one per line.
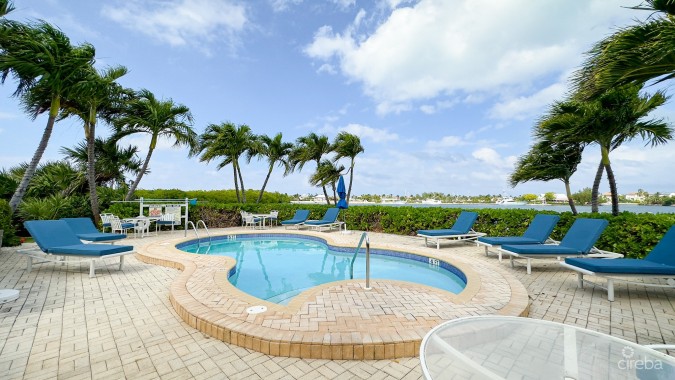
left=110, top=216, right=135, bottom=237
left=243, top=214, right=263, bottom=229
left=155, top=213, right=177, bottom=234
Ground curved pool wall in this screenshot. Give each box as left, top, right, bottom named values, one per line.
left=177, top=234, right=467, bottom=304
left=135, top=229, right=530, bottom=360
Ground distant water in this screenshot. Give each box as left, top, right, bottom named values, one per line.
left=354, top=203, right=675, bottom=214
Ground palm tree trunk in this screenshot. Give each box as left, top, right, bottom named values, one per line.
left=605, top=161, right=620, bottom=216
left=332, top=182, right=337, bottom=205
left=591, top=160, right=604, bottom=213
left=347, top=161, right=354, bottom=203
left=236, top=160, right=246, bottom=203
left=232, top=164, right=240, bottom=203
left=257, top=165, right=273, bottom=203
left=86, top=109, right=100, bottom=224
left=564, top=179, right=577, bottom=215
left=125, top=147, right=153, bottom=201
left=9, top=98, right=60, bottom=213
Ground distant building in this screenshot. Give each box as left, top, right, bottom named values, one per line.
left=625, top=192, right=645, bottom=202
left=553, top=193, right=568, bottom=203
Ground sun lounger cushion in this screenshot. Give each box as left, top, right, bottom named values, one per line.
left=520, top=214, right=560, bottom=241
left=281, top=210, right=310, bottom=225
left=564, top=257, right=675, bottom=275
left=417, top=211, right=479, bottom=236
left=304, top=208, right=340, bottom=225
left=478, top=236, right=542, bottom=245
left=25, top=220, right=133, bottom=257
left=61, top=217, right=126, bottom=241
left=501, top=244, right=582, bottom=255
left=417, top=229, right=467, bottom=237
left=558, top=218, right=608, bottom=252
left=564, top=226, right=675, bottom=274
left=47, top=244, right=133, bottom=256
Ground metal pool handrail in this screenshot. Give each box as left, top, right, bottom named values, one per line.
left=196, top=220, right=212, bottom=245
left=349, top=232, right=372, bottom=289
left=187, top=220, right=212, bottom=247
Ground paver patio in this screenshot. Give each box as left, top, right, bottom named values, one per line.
left=1, top=227, right=674, bottom=379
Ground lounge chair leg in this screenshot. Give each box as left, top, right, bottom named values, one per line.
left=526, top=259, right=531, bottom=275
left=607, top=279, right=614, bottom=302
left=436, top=240, right=440, bottom=250
left=119, top=255, right=124, bottom=270
left=577, top=273, right=584, bottom=288
left=89, top=260, right=96, bottom=278
left=498, top=251, right=502, bottom=262
left=26, top=257, right=32, bottom=273
left=510, top=256, right=515, bottom=268
left=484, top=246, right=488, bottom=256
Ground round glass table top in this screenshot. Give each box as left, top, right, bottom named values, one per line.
left=420, top=316, right=675, bottom=380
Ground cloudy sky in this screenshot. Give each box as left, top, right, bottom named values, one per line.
left=1, top=0, right=673, bottom=197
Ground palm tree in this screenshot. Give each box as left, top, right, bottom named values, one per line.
left=0, top=20, right=96, bottom=213
left=61, top=137, right=144, bottom=188
left=310, top=160, right=345, bottom=205
left=332, top=132, right=364, bottom=203
left=0, top=0, right=15, bottom=17
left=192, top=122, right=254, bottom=203
left=575, top=1, right=675, bottom=98
left=539, top=85, right=672, bottom=215
left=60, top=65, right=128, bottom=222
left=291, top=133, right=333, bottom=204
left=510, top=140, right=584, bottom=215
left=112, top=89, right=196, bottom=201
left=248, top=133, right=293, bottom=203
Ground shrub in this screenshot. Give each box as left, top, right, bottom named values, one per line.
left=0, top=199, right=20, bottom=247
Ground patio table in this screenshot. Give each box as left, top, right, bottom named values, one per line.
left=123, top=216, right=159, bottom=238
left=420, top=315, right=675, bottom=380
left=251, top=214, right=273, bottom=229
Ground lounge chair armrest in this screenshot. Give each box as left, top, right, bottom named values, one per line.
left=587, top=247, right=623, bottom=258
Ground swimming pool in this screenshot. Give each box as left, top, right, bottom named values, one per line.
left=178, top=234, right=466, bottom=305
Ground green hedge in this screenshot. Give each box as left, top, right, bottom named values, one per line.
left=171, top=204, right=675, bottom=259
left=0, top=199, right=20, bottom=247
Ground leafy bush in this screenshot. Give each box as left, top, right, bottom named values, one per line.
left=0, top=199, right=20, bottom=246
left=182, top=204, right=675, bottom=259
left=17, top=194, right=91, bottom=221
left=134, top=189, right=290, bottom=204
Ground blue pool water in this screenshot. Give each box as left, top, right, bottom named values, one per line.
left=179, top=235, right=466, bottom=305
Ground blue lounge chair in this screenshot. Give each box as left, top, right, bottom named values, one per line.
left=561, top=226, right=675, bottom=301
left=280, top=210, right=310, bottom=229
left=417, top=211, right=485, bottom=249
left=23, top=220, right=135, bottom=277
left=476, top=214, right=560, bottom=261
left=500, top=218, right=620, bottom=274
left=304, top=208, right=343, bottom=231
left=61, top=217, right=127, bottom=243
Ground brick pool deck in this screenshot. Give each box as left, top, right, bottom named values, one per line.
left=1, top=227, right=674, bottom=379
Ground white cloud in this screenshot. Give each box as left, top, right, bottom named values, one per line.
left=425, top=135, right=468, bottom=159
left=317, top=63, right=337, bottom=75
left=333, top=0, right=356, bottom=10
left=472, top=147, right=516, bottom=169
left=270, top=0, right=303, bottom=12
left=339, top=123, right=398, bottom=142
left=102, top=0, right=248, bottom=52
left=489, top=82, right=568, bottom=120
left=0, top=111, right=18, bottom=120
left=305, top=0, right=634, bottom=114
